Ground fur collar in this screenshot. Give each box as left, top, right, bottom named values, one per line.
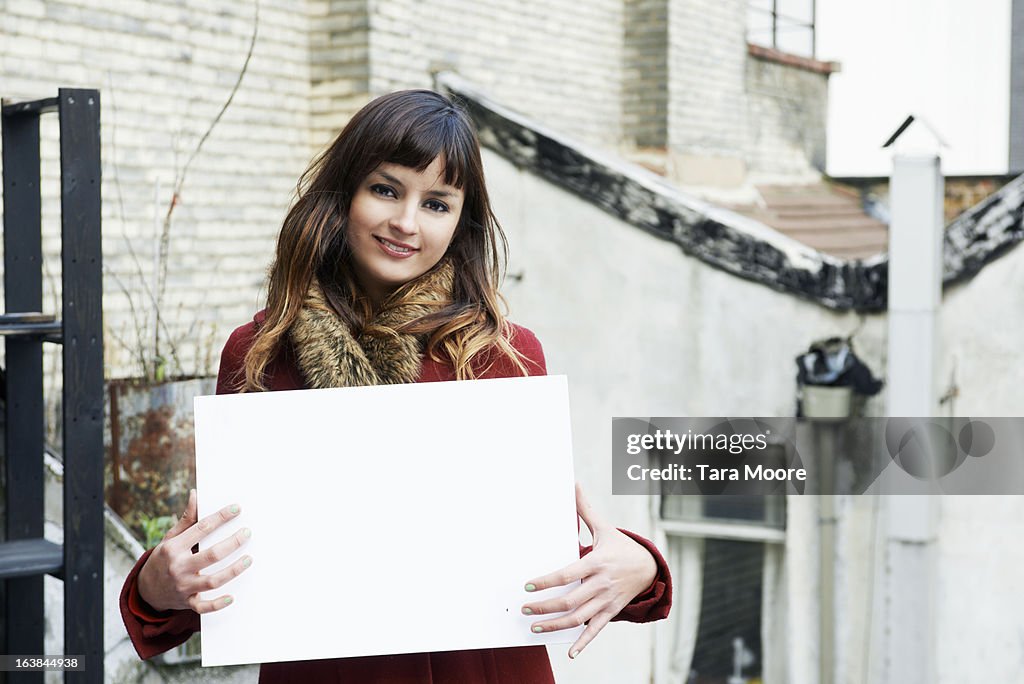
left=289, top=262, right=454, bottom=388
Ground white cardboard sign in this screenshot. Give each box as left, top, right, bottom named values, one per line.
left=193, top=375, right=582, bottom=667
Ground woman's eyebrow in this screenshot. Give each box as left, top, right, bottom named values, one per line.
left=375, top=170, right=460, bottom=198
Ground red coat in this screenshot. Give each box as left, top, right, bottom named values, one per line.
left=119, top=313, right=673, bottom=683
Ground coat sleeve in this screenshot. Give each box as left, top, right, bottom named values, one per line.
left=119, top=548, right=201, bottom=659
left=510, top=325, right=672, bottom=623
left=581, top=531, right=673, bottom=623
left=119, top=324, right=254, bottom=660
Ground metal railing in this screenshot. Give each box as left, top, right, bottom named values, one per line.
left=1, top=88, right=104, bottom=684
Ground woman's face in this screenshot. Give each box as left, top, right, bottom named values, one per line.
left=347, top=157, right=464, bottom=305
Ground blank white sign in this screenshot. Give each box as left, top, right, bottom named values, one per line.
left=193, top=375, right=582, bottom=667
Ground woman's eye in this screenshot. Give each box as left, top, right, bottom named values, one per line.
left=424, top=199, right=449, bottom=213
left=370, top=184, right=396, bottom=198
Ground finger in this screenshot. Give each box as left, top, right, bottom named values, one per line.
left=163, top=489, right=198, bottom=541
left=177, top=502, right=243, bottom=549
left=196, top=555, right=253, bottom=592
left=522, top=578, right=601, bottom=617
left=567, top=610, right=615, bottom=659
left=162, top=514, right=183, bottom=541
left=185, top=525, right=252, bottom=572
left=575, top=482, right=606, bottom=536
left=525, top=556, right=592, bottom=592
left=187, top=592, right=236, bottom=615
left=529, top=596, right=603, bottom=634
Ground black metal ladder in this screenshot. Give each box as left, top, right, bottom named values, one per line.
left=0, top=89, right=103, bottom=683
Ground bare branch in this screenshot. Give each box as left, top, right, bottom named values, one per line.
left=155, top=0, right=261, bottom=363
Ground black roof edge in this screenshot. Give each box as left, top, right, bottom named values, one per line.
left=436, top=72, right=1024, bottom=312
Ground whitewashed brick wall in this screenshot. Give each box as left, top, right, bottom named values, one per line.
left=310, top=0, right=370, bottom=146
left=663, top=0, right=830, bottom=185
left=0, top=0, right=314, bottom=383
left=624, top=0, right=668, bottom=148
left=745, top=55, right=828, bottom=181
left=311, top=0, right=624, bottom=149
left=668, top=0, right=749, bottom=161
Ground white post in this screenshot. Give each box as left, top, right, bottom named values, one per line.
left=881, top=139, right=943, bottom=684
left=887, top=153, right=943, bottom=416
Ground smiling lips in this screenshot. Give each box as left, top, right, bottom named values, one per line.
left=374, top=235, right=419, bottom=258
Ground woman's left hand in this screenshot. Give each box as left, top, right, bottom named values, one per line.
left=522, top=482, right=657, bottom=659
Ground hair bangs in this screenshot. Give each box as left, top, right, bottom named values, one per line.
left=385, top=105, right=473, bottom=190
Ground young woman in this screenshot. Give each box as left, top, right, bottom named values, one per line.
left=120, top=89, right=672, bottom=683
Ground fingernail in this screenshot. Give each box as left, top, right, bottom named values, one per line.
left=524, top=583, right=536, bottom=592
left=243, top=528, right=252, bottom=538
left=570, top=649, right=580, bottom=659
left=230, top=504, right=239, bottom=515
left=223, top=596, right=233, bottom=606
left=522, top=607, right=533, bottom=615
left=532, top=626, right=544, bottom=633
left=243, top=557, right=252, bottom=568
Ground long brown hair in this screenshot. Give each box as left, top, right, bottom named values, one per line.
left=242, top=89, right=527, bottom=391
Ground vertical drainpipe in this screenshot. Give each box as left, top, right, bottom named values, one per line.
left=882, top=122, right=943, bottom=684
left=818, top=424, right=836, bottom=684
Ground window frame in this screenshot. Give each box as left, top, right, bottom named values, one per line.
left=747, top=0, right=818, bottom=59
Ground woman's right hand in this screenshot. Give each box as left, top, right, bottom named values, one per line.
left=137, top=489, right=253, bottom=614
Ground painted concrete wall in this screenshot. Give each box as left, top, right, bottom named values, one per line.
left=485, top=146, right=880, bottom=683
left=931, top=238, right=1024, bottom=682
left=483, top=144, right=1024, bottom=682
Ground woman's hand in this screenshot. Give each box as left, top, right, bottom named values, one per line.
left=137, top=489, right=253, bottom=614
left=522, top=482, right=657, bottom=659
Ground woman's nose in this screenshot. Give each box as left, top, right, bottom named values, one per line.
left=388, top=203, right=418, bottom=234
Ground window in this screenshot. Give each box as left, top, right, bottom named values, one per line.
left=655, top=494, right=787, bottom=684
left=747, top=0, right=817, bottom=59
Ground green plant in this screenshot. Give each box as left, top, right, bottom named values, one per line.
left=140, top=514, right=177, bottom=550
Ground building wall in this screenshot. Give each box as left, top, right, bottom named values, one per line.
left=667, top=0, right=750, bottom=187
left=310, top=0, right=829, bottom=188
left=745, top=53, right=829, bottom=182
left=308, top=0, right=625, bottom=151
left=623, top=0, right=669, bottom=149
left=484, top=142, right=1024, bottom=683
left=0, top=0, right=838, bottom=395
left=0, top=0, right=314, bottom=383
left=309, top=0, right=370, bottom=146
left=484, top=146, right=884, bottom=683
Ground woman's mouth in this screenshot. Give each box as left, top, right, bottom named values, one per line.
left=374, top=235, right=418, bottom=258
